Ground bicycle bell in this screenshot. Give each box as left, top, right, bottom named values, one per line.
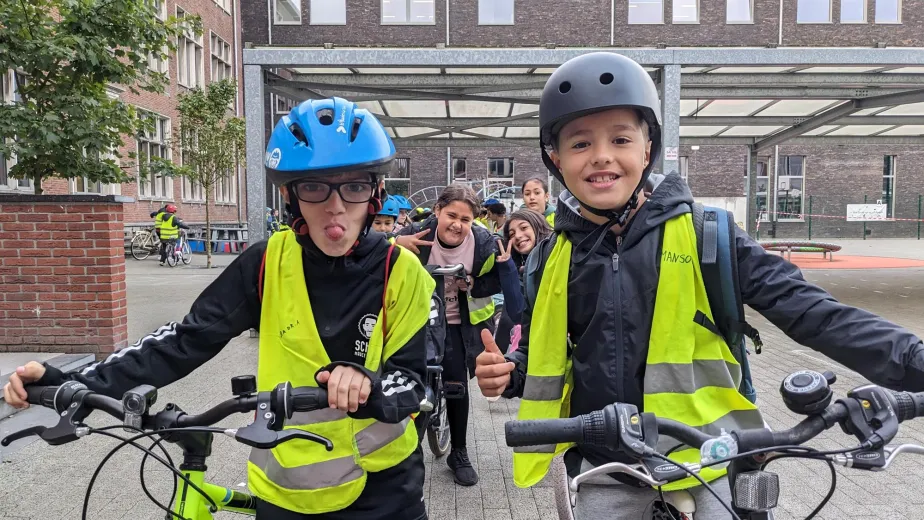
left=780, top=370, right=836, bottom=415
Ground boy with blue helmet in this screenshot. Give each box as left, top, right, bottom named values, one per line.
left=393, top=195, right=412, bottom=230
left=6, top=97, right=434, bottom=520
left=373, top=195, right=401, bottom=233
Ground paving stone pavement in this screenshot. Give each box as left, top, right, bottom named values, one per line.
left=0, top=254, right=923, bottom=519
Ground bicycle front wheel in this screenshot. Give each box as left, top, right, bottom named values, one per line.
left=181, top=241, right=192, bottom=264
left=131, top=234, right=152, bottom=260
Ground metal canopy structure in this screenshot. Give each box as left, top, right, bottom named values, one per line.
left=243, top=47, right=924, bottom=240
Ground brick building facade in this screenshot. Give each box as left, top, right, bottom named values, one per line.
left=1, top=0, right=246, bottom=229
left=243, top=0, right=924, bottom=238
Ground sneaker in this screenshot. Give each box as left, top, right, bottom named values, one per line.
left=447, top=448, right=478, bottom=486
left=159, top=262, right=166, bottom=266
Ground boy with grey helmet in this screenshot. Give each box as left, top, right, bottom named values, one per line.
left=475, top=52, right=924, bottom=519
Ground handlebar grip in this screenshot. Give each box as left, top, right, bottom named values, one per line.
left=504, top=415, right=587, bottom=448
left=25, top=386, right=57, bottom=409
left=888, top=390, right=924, bottom=422
left=292, top=387, right=329, bottom=412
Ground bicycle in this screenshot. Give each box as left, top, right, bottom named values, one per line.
left=165, top=230, right=193, bottom=267
left=417, top=263, right=471, bottom=458
left=131, top=227, right=161, bottom=261
left=504, top=369, right=924, bottom=520
left=1, top=376, right=332, bottom=519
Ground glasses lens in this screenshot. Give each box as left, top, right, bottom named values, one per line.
left=294, top=182, right=331, bottom=203
left=340, top=182, right=374, bottom=203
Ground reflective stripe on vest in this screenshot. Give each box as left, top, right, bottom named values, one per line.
left=512, top=214, right=764, bottom=491
left=466, top=251, right=497, bottom=324
left=160, top=215, right=179, bottom=239
left=248, top=231, right=430, bottom=514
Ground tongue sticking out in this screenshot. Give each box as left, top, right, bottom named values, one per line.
left=324, top=226, right=345, bottom=241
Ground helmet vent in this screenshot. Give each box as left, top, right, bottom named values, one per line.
left=559, top=81, right=572, bottom=94
left=350, top=117, right=362, bottom=142
left=316, top=108, right=335, bottom=126
left=289, top=123, right=310, bottom=146
left=600, top=72, right=614, bottom=85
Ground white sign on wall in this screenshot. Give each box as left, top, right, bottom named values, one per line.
left=664, top=147, right=679, bottom=161
left=846, top=204, right=888, bottom=222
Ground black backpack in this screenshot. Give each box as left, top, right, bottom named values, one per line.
left=523, top=204, right=761, bottom=403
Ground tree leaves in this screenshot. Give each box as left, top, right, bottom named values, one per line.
left=0, top=0, right=199, bottom=191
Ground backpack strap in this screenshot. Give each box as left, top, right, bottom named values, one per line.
left=258, top=248, right=268, bottom=303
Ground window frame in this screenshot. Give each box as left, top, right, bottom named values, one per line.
left=726, top=0, right=754, bottom=23
left=796, top=0, right=833, bottom=23
left=209, top=32, right=234, bottom=83
left=840, top=0, right=868, bottom=23
left=380, top=0, right=436, bottom=25
left=775, top=155, right=806, bottom=222
left=136, top=110, right=173, bottom=201
left=874, top=0, right=902, bottom=23
left=882, top=155, right=896, bottom=219
left=310, top=0, right=347, bottom=25
left=628, top=0, right=664, bottom=25
left=452, top=157, right=468, bottom=182
left=0, top=70, right=32, bottom=192
left=751, top=157, right=771, bottom=222
left=214, top=169, right=237, bottom=204
left=486, top=157, right=515, bottom=180
left=274, top=0, right=303, bottom=25
left=384, top=157, right=411, bottom=198
left=679, top=156, right=689, bottom=183
left=672, top=0, right=699, bottom=24
left=214, top=0, right=232, bottom=15
left=478, top=0, right=515, bottom=25
left=176, top=7, right=205, bottom=89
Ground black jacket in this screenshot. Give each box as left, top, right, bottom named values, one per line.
left=396, top=215, right=503, bottom=374
left=505, top=173, right=924, bottom=469
left=38, top=229, right=428, bottom=519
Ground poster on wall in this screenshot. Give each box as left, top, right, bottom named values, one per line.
left=846, top=204, right=888, bottom=222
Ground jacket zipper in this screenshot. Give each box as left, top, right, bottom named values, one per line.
left=613, top=235, right=624, bottom=404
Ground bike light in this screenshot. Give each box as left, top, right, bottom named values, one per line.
left=733, top=471, right=779, bottom=512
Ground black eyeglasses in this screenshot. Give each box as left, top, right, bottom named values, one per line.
left=292, top=180, right=377, bottom=204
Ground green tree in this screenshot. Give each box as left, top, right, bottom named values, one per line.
left=0, top=0, right=199, bottom=193
left=152, top=79, right=245, bottom=269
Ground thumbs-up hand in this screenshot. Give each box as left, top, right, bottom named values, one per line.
left=475, top=329, right=516, bottom=397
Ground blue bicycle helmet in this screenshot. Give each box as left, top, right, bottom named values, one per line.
left=377, top=196, right=401, bottom=218
left=394, top=195, right=412, bottom=212
left=483, top=198, right=501, bottom=206
left=264, top=97, right=396, bottom=187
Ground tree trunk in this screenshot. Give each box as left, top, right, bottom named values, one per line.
left=205, top=187, right=212, bottom=269
left=32, top=172, right=43, bottom=195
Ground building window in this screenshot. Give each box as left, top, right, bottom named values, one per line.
left=182, top=178, right=204, bottom=201
left=215, top=170, right=236, bottom=203
left=148, top=46, right=169, bottom=77
left=797, top=0, right=832, bottom=22
left=487, top=157, right=514, bottom=179
left=310, top=0, right=346, bottom=24
left=841, top=0, right=867, bottom=22
left=176, top=8, right=204, bottom=88
left=776, top=156, right=805, bottom=221
left=726, top=0, right=753, bottom=22
left=752, top=158, right=770, bottom=221
left=0, top=70, right=31, bottom=191
left=385, top=158, right=410, bottom=198
left=210, top=33, right=233, bottom=82
left=479, top=0, right=514, bottom=24
left=275, top=0, right=302, bottom=24
left=452, top=157, right=467, bottom=181
left=274, top=94, right=297, bottom=114
left=673, top=0, right=698, bottom=23
left=214, top=0, right=232, bottom=14
left=883, top=155, right=896, bottom=219
left=874, top=0, right=901, bottom=23
left=73, top=177, right=103, bottom=194
left=679, top=156, right=689, bottom=183
left=137, top=112, right=172, bottom=199
left=628, top=0, right=663, bottom=24
left=148, top=0, right=167, bottom=20
left=381, top=0, right=435, bottom=24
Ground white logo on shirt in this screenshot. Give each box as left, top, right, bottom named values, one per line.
left=358, top=314, right=377, bottom=340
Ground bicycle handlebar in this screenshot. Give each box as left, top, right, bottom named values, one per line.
left=2, top=379, right=333, bottom=450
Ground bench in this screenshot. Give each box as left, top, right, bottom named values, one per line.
left=759, top=240, right=842, bottom=262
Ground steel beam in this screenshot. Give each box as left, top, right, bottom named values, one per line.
left=681, top=73, right=924, bottom=87
left=854, top=88, right=924, bottom=109
left=681, top=115, right=924, bottom=126
left=244, top=65, right=267, bottom=243
left=289, top=73, right=551, bottom=88
left=392, top=136, right=924, bottom=148
left=243, top=47, right=924, bottom=68
left=680, top=87, right=910, bottom=99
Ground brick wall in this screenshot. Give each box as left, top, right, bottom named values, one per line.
left=783, top=0, right=924, bottom=47
left=449, top=0, right=610, bottom=47
left=0, top=195, right=130, bottom=358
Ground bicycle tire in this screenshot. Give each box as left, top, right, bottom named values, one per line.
left=427, top=396, right=451, bottom=458
left=166, top=251, right=178, bottom=267
left=131, top=234, right=152, bottom=261
left=181, top=241, right=192, bottom=265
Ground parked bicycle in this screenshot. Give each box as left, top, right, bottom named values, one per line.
left=0, top=376, right=332, bottom=519
left=130, top=227, right=161, bottom=261
left=505, top=369, right=924, bottom=520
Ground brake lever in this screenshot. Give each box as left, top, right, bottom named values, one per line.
left=232, top=388, right=334, bottom=451
left=2, top=391, right=93, bottom=447
left=0, top=425, right=47, bottom=447
left=882, top=444, right=924, bottom=469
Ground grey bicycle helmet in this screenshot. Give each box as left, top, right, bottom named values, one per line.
left=539, top=52, right=663, bottom=223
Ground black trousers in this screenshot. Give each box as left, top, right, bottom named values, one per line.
left=159, top=238, right=176, bottom=263
left=443, top=324, right=470, bottom=451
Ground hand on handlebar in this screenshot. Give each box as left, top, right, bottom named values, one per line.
left=475, top=329, right=515, bottom=397
left=2, top=361, right=46, bottom=409
left=316, top=366, right=371, bottom=413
